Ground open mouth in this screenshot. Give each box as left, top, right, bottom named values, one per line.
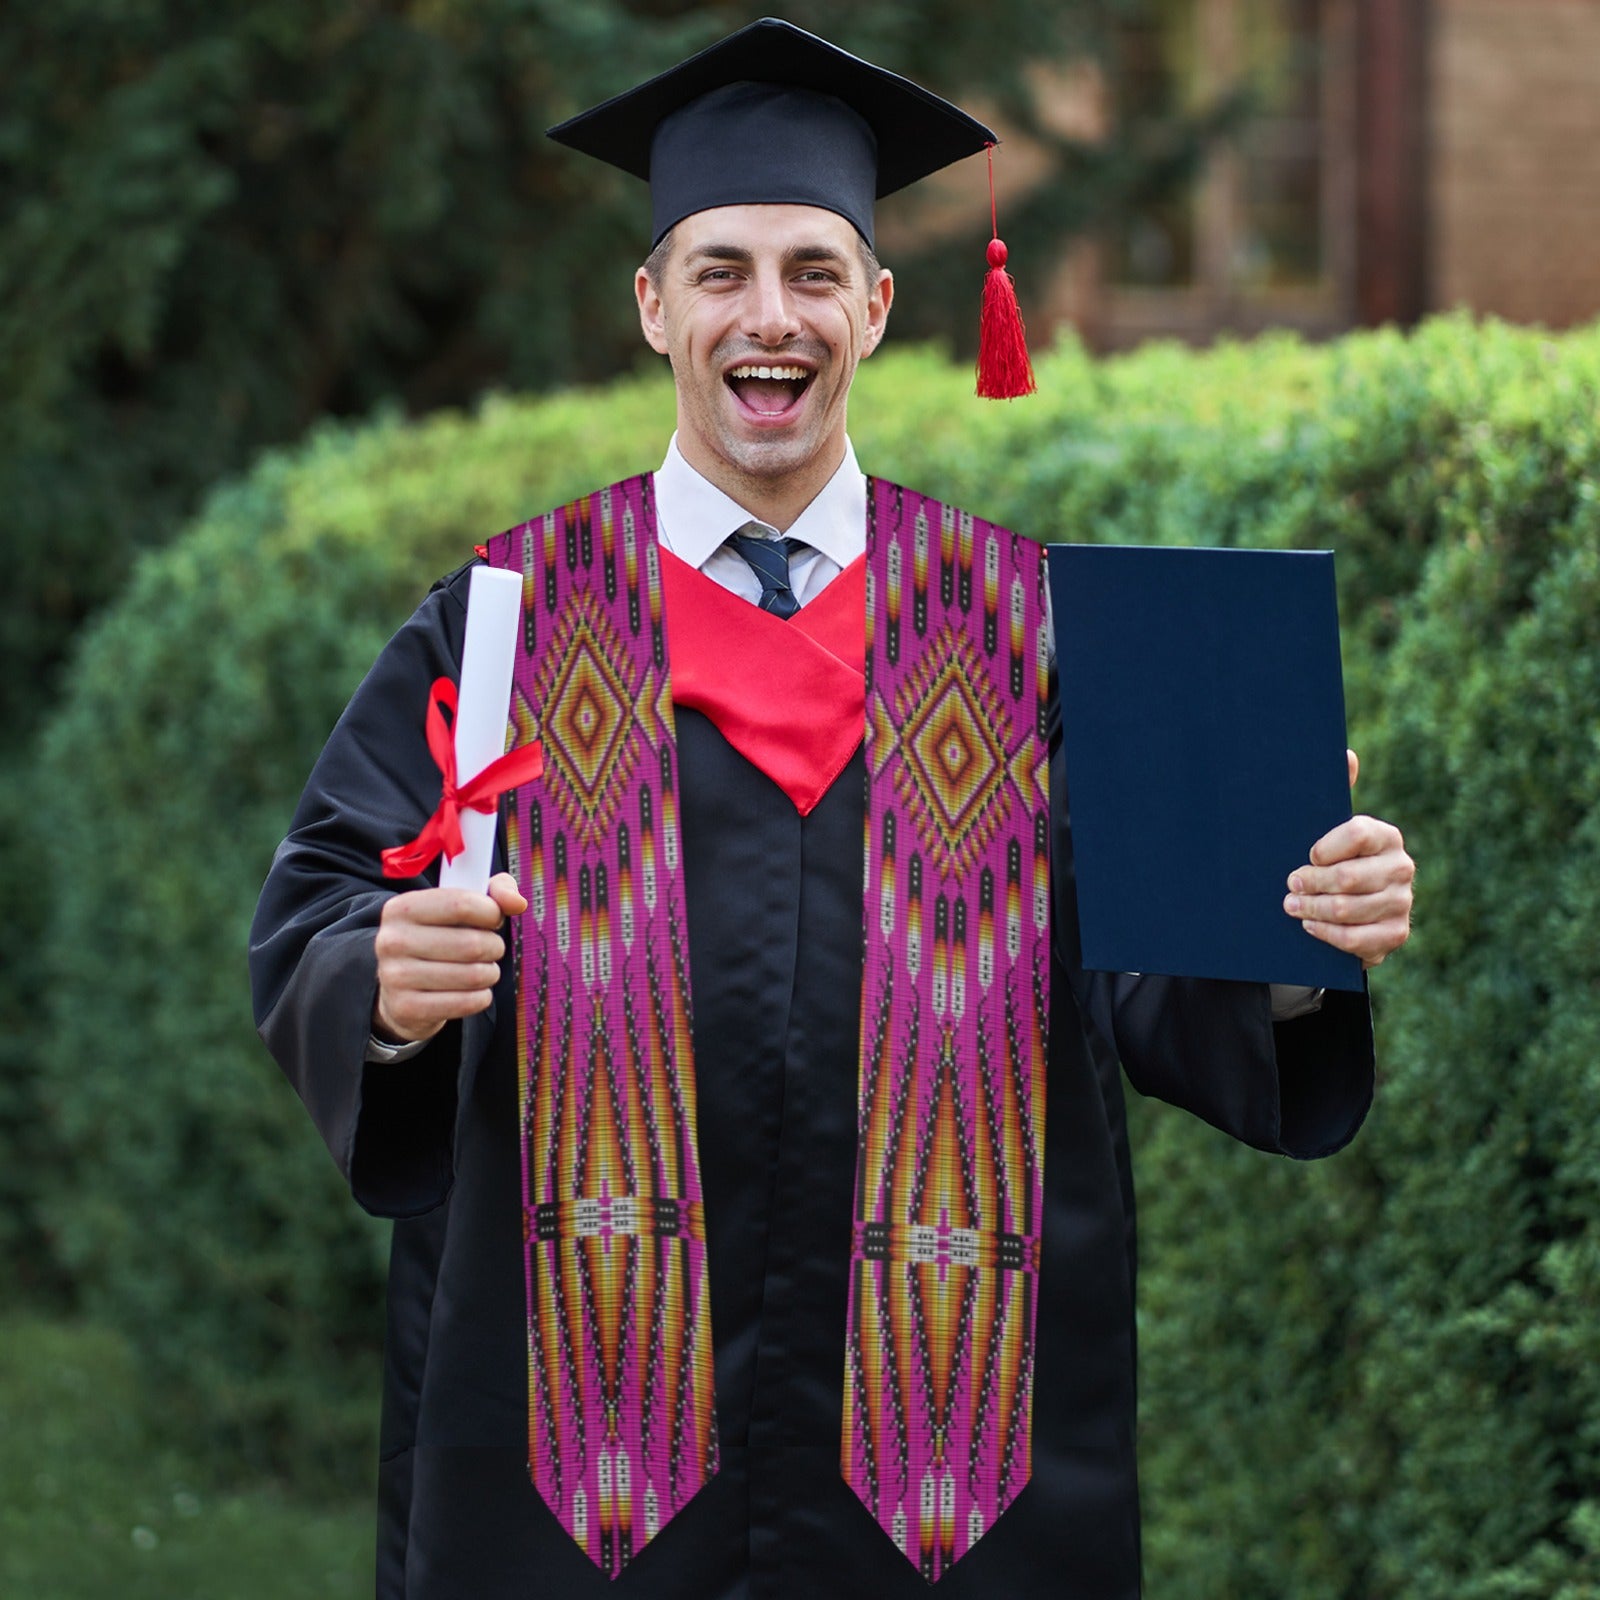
left=725, top=363, right=813, bottom=418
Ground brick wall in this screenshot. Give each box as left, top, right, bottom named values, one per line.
left=1431, top=0, right=1600, bottom=327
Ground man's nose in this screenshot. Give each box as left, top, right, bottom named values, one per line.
left=745, top=271, right=801, bottom=346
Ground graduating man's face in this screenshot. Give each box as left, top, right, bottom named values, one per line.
left=636, top=204, right=892, bottom=510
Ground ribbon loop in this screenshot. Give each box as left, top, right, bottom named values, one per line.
left=381, top=677, right=544, bottom=880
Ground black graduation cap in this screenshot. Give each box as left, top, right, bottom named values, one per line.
left=547, top=16, right=998, bottom=249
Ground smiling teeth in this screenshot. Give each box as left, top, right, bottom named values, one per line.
left=728, top=365, right=809, bottom=380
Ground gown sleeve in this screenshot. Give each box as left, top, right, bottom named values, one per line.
left=1047, top=686, right=1375, bottom=1160
left=248, top=562, right=501, bottom=1216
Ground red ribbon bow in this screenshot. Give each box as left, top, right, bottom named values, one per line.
left=381, top=677, right=544, bottom=880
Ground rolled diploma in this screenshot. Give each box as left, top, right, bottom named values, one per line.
left=439, top=565, right=524, bottom=893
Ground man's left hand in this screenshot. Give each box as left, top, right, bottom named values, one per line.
left=1284, top=750, right=1415, bottom=969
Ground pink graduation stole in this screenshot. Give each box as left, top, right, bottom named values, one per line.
left=485, top=474, right=1049, bottom=1583
left=848, top=482, right=1050, bottom=1580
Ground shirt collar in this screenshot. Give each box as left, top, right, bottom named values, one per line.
left=654, top=434, right=866, bottom=570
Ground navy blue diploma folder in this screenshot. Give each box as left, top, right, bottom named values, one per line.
left=1047, top=544, right=1364, bottom=992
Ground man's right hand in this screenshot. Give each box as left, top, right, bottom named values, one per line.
left=372, top=871, right=528, bottom=1045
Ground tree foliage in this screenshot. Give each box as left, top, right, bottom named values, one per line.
left=0, top=0, right=1173, bottom=742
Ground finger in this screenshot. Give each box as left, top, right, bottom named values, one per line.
left=375, top=922, right=505, bottom=965
left=382, top=887, right=510, bottom=930
left=375, top=985, right=494, bottom=1043
left=1307, top=814, right=1405, bottom=869
left=1288, top=849, right=1415, bottom=899
left=1284, top=883, right=1413, bottom=926
left=488, top=872, right=529, bottom=917
left=1347, top=748, right=1359, bottom=790
left=379, top=956, right=503, bottom=994
left=1302, top=915, right=1410, bottom=966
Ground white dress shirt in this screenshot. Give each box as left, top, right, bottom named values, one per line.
left=367, top=436, right=1318, bottom=1058
left=653, top=433, right=865, bottom=604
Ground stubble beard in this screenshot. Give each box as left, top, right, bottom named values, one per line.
left=690, top=335, right=843, bottom=488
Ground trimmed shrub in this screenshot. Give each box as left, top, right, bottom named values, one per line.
left=34, top=315, right=1600, bottom=1600
left=34, top=378, right=675, bottom=1479
left=1122, top=324, right=1600, bottom=1600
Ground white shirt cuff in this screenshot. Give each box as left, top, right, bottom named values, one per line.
left=1268, top=983, right=1326, bottom=1022
left=365, top=1031, right=429, bottom=1064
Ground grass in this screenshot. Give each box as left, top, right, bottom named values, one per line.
left=0, top=1314, right=371, bottom=1599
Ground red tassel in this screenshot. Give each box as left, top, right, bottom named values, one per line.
left=978, top=239, right=1036, bottom=399
left=976, top=145, right=1036, bottom=400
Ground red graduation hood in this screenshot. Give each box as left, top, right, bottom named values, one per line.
left=660, top=549, right=865, bottom=816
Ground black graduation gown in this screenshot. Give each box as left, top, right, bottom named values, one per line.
left=250, top=557, right=1374, bottom=1600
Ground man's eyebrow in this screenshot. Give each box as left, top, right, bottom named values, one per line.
left=782, top=243, right=853, bottom=271
left=683, top=244, right=755, bottom=267
left=681, top=242, right=855, bottom=271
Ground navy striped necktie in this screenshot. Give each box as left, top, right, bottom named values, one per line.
left=726, top=525, right=807, bottom=619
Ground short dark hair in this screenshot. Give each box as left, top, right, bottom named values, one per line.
left=643, top=227, right=676, bottom=291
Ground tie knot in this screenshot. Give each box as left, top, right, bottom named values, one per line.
left=727, top=525, right=807, bottom=618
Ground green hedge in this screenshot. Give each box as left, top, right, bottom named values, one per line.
left=33, top=377, right=676, bottom=1479
left=1121, top=325, right=1600, bottom=1600
left=33, top=317, right=1600, bottom=1598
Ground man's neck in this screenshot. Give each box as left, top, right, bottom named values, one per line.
left=675, top=435, right=847, bottom=533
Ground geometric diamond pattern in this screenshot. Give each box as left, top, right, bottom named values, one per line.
left=489, top=476, right=716, bottom=1581
left=847, top=479, right=1049, bottom=1584
left=890, top=624, right=1015, bottom=880
left=530, top=589, right=640, bottom=846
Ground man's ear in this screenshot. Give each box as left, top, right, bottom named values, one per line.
left=637, top=267, right=670, bottom=356
left=862, top=268, right=894, bottom=358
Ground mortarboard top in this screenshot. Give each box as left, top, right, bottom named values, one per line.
left=546, top=17, right=998, bottom=248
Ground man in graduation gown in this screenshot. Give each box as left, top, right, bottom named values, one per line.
left=249, top=19, right=1415, bottom=1600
